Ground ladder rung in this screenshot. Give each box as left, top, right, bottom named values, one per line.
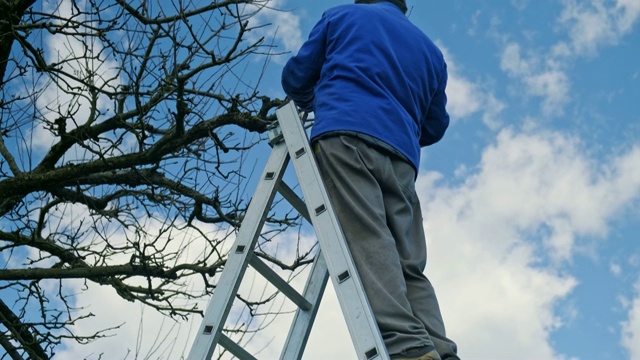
left=277, top=181, right=311, bottom=222
left=249, top=255, right=312, bottom=311
left=219, top=333, right=257, bottom=360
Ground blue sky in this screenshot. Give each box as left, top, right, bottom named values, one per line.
left=44, top=1, right=640, bottom=359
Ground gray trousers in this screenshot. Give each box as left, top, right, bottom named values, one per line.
left=313, top=135, right=458, bottom=359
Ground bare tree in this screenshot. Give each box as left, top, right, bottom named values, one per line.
left=0, top=0, right=310, bottom=358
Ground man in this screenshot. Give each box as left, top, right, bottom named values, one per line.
left=281, top=1, right=459, bottom=359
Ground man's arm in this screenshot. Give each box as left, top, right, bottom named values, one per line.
left=281, top=15, right=329, bottom=112
left=420, top=66, right=450, bottom=147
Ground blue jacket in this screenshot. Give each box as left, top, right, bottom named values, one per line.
left=281, top=2, right=449, bottom=171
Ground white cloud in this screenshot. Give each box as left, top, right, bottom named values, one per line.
left=523, top=70, right=571, bottom=114
left=248, top=0, right=304, bottom=57
left=617, top=0, right=640, bottom=30
left=55, top=282, right=201, bottom=359
left=610, top=263, right=622, bottom=276
left=510, top=0, right=530, bottom=11
left=445, top=74, right=482, bottom=119
left=559, top=0, right=640, bottom=56
left=467, top=10, right=482, bottom=36
left=52, top=225, right=235, bottom=359
left=498, top=0, right=639, bottom=116
left=559, top=0, right=619, bottom=55
left=416, top=127, right=640, bottom=359
left=440, top=45, right=506, bottom=128
left=621, top=279, right=640, bottom=360
left=500, top=43, right=570, bottom=115
left=500, top=43, right=531, bottom=75
left=49, top=214, right=231, bottom=359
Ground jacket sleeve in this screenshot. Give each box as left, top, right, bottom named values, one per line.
left=281, top=14, right=329, bottom=112
left=419, top=64, right=450, bottom=147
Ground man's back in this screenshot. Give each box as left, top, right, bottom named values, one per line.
left=282, top=2, right=449, bottom=170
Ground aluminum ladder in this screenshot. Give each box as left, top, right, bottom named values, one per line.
left=187, top=101, right=389, bottom=360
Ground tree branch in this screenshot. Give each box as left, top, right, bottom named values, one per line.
left=0, top=263, right=206, bottom=281
left=0, top=299, right=48, bottom=360
left=0, top=0, right=36, bottom=83
left=0, top=103, right=282, bottom=215
left=0, top=135, right=21, bottom=175
left=115, top=0, right=259, bottom=25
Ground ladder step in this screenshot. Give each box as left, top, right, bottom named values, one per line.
left=277, top=181, right=311, bottom=222
left=219, top=334, right=257, bottom=360
left=249, top=255, right=312, bottom=311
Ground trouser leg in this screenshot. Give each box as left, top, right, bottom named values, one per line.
left=313, top=135, right=458, bottom=357
left=394, top=192, right=458, bottom=359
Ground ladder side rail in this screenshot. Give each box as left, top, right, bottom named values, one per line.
left=279, top=251, right=329, bottom=360
left=276, top=102, right=389, bottom=360
left=187, top=142, right=290, bottom=360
